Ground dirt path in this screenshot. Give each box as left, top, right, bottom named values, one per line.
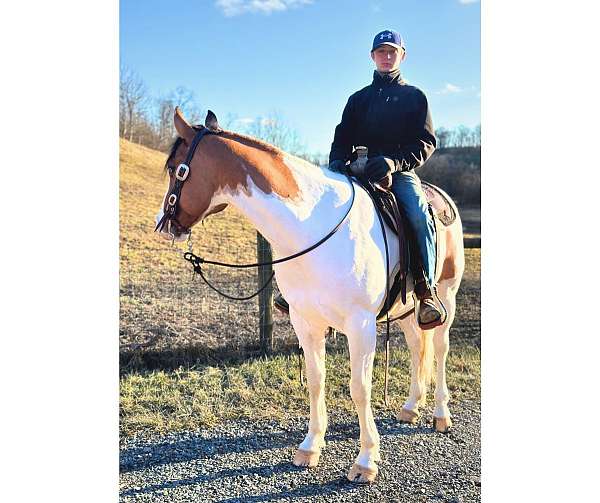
left=120, top=400, right=480, bottom=502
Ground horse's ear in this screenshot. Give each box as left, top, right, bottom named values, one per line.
left=174, top=107, right=195, bottom=144
left=205, top=110, right=221, bottom=132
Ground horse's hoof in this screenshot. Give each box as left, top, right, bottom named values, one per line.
left=292, top=448, right=320, bottom=468
left=433, top=415, right=452, bottom=433
left=347, top=463, right=378, bottom=484
left=399, top=407, right=420, bottom=424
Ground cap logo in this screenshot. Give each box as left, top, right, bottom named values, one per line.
left=380, top=32, right=392, bottom=40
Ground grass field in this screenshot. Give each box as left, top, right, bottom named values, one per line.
left=119, top=139, right=481, bottom=438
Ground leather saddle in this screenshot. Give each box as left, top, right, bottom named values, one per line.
left=352, top=176, right=456, bottom=323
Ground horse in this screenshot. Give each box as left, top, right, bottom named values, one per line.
left=155, top=108, right=465, bottom=484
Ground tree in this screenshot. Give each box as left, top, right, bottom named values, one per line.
left=455, top=125, right=471, bottom=147
left=119, top=67, right=148, bottom=142
left=472, top=124, right=481, bottom=147
left=153, top=87, right=205, bottom=152
left=435, top=127, right=451, bottom=149
left=246, top=111, right=306, bottom=156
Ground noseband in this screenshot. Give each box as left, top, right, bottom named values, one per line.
left=155, top=127, right=221, bottom=235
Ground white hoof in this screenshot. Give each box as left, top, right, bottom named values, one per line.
left=292, top=448, right=321, bottom=468
left=399, top=407, right=420, bottom=424
left=347, top=463, right=378, bottom=484
left=433, top=415, right=452, bottom=433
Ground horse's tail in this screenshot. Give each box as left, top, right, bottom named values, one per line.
left=418, top=329, right=435, bottom=401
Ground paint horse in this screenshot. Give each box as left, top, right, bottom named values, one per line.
left=155, top=109, right=464, bottom=483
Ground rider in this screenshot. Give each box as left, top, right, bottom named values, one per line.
left=275, top=29, right=443, bottom=328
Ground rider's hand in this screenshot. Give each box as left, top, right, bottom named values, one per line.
left=328, top=159, right=347, bottom=173
left=365, top=156, right=395, bottom=183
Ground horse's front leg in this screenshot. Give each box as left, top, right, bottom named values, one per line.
left=289, top=308, right=328, bottom=468
left=345, top=315, right=380, bottom=483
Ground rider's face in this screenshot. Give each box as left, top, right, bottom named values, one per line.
left=371, top=45, right=404, bottom=73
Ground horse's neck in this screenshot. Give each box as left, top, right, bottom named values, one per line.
left=216, top=147, right=350, bottom=256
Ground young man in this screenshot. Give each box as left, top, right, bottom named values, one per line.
left=276, top=29, right=443, bottom=327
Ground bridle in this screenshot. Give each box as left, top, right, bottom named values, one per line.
left=154, top=126, right=222, bottom=237
left=154, top=125, right=357, bottom=301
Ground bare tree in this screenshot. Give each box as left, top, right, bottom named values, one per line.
left=455, top=125, right=471, bottom=147
left=170, top=86, right=204, bottom=125
left=119, top=67, right=148, bottom=142
left=472, top=124, right=481, bottom=147
left=435, top=127, right=451, bottom=149
left=247, top=111, right=305, bottom=155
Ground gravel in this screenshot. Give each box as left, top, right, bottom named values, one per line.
left=120, top=400, right=480, bottom=502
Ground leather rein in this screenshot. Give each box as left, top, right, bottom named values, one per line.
left=154, top=127, right=357, bottom=301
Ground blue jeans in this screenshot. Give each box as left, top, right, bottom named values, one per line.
left=390, top=171, right=436, bottom=287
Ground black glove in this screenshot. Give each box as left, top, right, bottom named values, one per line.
left=328, top=159, right=347, bottom=173
left=365, top=156, right=395, bottom=182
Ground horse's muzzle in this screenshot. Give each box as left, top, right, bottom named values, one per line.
left=155, top=213, right=190, bottom=242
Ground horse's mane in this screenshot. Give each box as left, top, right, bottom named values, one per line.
left=219, top=131, right=283, bottom=156
left=164, top=126, right=284, bottom=173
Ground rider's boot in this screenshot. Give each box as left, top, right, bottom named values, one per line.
left=274, top=293, right=290, bottom=314
left=414, top=278, right=446, bottom=330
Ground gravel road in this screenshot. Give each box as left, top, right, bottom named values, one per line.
left=120, top=400, right=480, bottom=502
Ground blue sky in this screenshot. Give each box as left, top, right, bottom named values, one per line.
left=120, top=0, right=480, bottom=155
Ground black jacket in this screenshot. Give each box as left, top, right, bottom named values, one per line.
left=329, top=70, right=436, bottom=172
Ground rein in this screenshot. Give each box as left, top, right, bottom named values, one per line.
left=155, top=125, right=357, bottom=300
left=183, top=173, right=356, bottom=300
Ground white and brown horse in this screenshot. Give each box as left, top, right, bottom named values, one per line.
left=155, top=109, right=464, bottom=483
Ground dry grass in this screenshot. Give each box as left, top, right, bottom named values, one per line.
left=119, top=139, right=480, bottom=368
left=120, top=346, right=480, bottom=438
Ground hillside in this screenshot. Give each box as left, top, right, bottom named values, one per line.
left=418, top=146, right=481, bottom=206
left=120, top=139, right=271, bottom=365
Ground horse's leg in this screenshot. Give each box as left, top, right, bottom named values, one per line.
left=432, top=282, right=458, bottom=433
left=345, top=315, right=380, bottom=483
left=289, top=308, right=328, bottom=468
left=398, top=316, right=434, bottom=424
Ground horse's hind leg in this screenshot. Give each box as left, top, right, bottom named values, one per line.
left=432, top=282, right=458, bottom=433
left=398, top=316, right=434, bottom=424
left=345, top=314, right=380, bottom=483
left=289, top=308, right=328, bottom=468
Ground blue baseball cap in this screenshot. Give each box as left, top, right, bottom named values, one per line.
left=372, top=30, right=404, bottom=52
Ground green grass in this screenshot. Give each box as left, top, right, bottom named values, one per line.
left=120, top=345, right=480, bottom=438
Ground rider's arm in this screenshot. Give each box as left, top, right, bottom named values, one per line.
left=328, top=96, right=356, bottom=165
left=390, top=90, right=436, bottom=172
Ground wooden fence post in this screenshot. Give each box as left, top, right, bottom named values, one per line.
left=257, top=232, right=274, bottom=355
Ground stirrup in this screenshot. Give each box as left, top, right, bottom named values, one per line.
left=414, top=287, right=447, bottom=330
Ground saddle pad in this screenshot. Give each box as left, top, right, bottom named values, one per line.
left=422, top=181, right=456, bottom=227
left=376, top=215, right=445, bottom=323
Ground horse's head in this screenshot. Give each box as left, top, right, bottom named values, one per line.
left=155, top=108, right=228, bottom=241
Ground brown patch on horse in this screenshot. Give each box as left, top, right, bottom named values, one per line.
left=165, top=130, right=301, bottom=230
left=438, top=225, right=458, bottom=282
left=214, top=131, right=300, bottom=199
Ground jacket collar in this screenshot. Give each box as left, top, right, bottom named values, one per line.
left=372, top=69, right=404, bottom=86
